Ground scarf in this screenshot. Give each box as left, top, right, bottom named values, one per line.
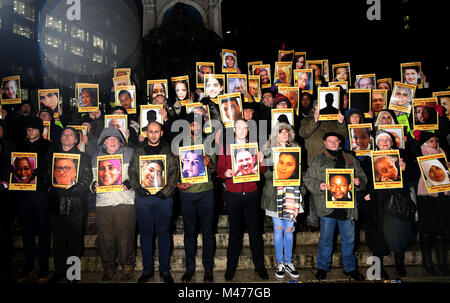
left=276, top=186, right=303, bottom=221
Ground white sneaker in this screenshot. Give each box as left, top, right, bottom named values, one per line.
left=275, top=263, right=285, bottom=278
left=284, top=263, right=299, bottom=279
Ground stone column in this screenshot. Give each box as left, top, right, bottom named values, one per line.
left=208, top=0, right=222, bottom=38
left=142, top=0, right=157, bottom=37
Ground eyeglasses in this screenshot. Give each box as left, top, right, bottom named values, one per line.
left=55, top=166, right=73, bottom=173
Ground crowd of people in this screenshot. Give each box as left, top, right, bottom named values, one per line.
left=0, top=54, right=449, bottom=284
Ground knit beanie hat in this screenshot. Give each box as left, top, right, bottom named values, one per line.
left=24, top=116, right=44, bottom=134
left=273, top=94, right=291, bottom=108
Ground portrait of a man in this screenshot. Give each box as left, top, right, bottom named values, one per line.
left=53, top=158, right=78, bottom=186
left=233, top=148, right=258, bottom=176
left=220, top=96, right=242, bottom=124
left=389, top=85, right=414, bottom=110
left=319, top=92, right=339, bottom=115
left=141, top=159, right=165, bottom=188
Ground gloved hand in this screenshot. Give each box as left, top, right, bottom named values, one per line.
left=435, top=104, right=445, bottom=117
left=154, top=190, right=166, bottom=199
left=122, top=180, right=132, bottom=190
left=136, top=187, right=151, bottom=198
left=413, top=130, right=421, bottom=141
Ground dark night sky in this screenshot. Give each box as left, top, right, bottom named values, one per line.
left=221, top=0, right=449, bottom=90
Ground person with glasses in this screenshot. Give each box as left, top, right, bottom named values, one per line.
left=47, top=127, right=92, bottom=283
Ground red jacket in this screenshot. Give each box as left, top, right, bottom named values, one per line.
left=216, top=143, right=266, bottom=193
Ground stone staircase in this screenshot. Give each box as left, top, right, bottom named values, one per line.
left=10, top=214, right=433, bottom=274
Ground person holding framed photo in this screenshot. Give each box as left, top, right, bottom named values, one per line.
left=48, top=127, right=92, bottom=283
left=129, top=120, right=179, bottom=283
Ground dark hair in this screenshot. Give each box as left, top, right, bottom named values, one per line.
left=277, top=152, right=299, bottom=179
left=118, top=90, right=131, bottom=98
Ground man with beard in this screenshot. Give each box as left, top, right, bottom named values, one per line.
left=129, top=121, right=179, bottom=283
left=233, top=149, right=257, bottom=176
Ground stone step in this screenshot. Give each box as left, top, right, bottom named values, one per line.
left=11, top=243, right=440, bottom=273
left=13, top=229, right=367, bottom=249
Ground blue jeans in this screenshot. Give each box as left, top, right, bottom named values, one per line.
left=317, top=216, right=356, bottom=272
left=135, top=196, right=173, bottom=273
left=272, top=217, right=295, bottom=264
left=179, top=190, right=214, bottom=271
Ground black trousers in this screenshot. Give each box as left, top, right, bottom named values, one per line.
left=0, top=194, right=13, bottom=274
left=225, top=190, right=265, bottom=272
left=49, top=213, right=84, bottom=274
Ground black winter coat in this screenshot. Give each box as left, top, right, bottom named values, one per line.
left=49, top=146, right=93, bottom=215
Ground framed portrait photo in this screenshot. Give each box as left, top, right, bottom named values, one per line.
left=139, top=155, right=167, bottom=194
left=1, top=76, right=21, bottom=104
left=186, top=102, right=212, bottom=133
left=140, top=105, right=164, bottom=136
left=417, top=153, right=450, bottom=193
left=348, top=123, right=373, bottom=156
left=274, top=62, right=292, bottom=87
left=171, top=75, right=190, bottom=106
left=10, top=152, right=37, bottom=191
left=52, top=153, right=80, bottom=189
left=227, top=74, right=247, bottom=94
left=222, top=49, right=238, bottom=73
left=371, top=150, right=403, bottom=189
left=42, top=121, right=51, bottom=141
left=318, top=87, right=340, bottom=121
left=104, top=114, right=128, bottom=142
left=273, top=147, right=301, bottom=187
left=326, top=168, right=355, bottom=209
left=196, top=62, right=214, bottom=88
left=376, top=125, right=405, bottom=149
left=278, top=87, right=299, bottom=113
left=147, top=79, right=169, bottom=100
left=293, top=52, right=307, bottom=70
left=113, top=75, right=131, bottom=88
left=349, top=89, right=372, bottom=118
left=114, top=68, right=131, bottom=78
left=294, top=69, right=313, bottom=94
left=179, top=145, right=208, bottom=184
left=371, top=89, right=388, bottom=115
left=412, top=98, right=438, bottom=131
left=38, top=89, right=60, bottom=117
left=76, top=83, right=99, bottom=113
left=97, top=154, right=124, bottom=193
left=329, top=81, right=348, bottom=92
left=332, top=63, right=351, bottom=84
left=401, top=62, right=422, bottom=88
left=252, top=64, right=271, bottom=89
left=389, top=82, right=416, bottom=114
left=356, top=74, right=376, bottom=89
left=377, top=78, right=393, bottom=91
left=114, top=85, right=136, bottom=114
left=67, top=125, right=88, bottom=152
left=204, top=74, right=225, bottom=103
left=218, top=93, right=243, bottom=128
left=433, top=91, right=450, bottom=120
left=278, top=50, right=294, bottom=63
left=230, top=143, right=260, bottom=184
left=272, top=108, right=294, bottom=129
left=247, top=61, right=262, bottom=75
left=247, top=75, right=261, bottom=102
left=306, top=60, right=323, bottom=85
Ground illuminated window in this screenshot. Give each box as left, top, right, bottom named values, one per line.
left=71, top=26, right=85, bottom=41
left=13, top=23, right=33, bottom=38
left=71, top=45, right=84, bottom=57
left=14, top=0, right=36, bottom=22
left=93, top=53, right=103, bottom=63
left=45, top=15, right=62, bottom=32
left=93, top=35, right=104, bottom=50
left=45, top=35, right=61, bottom=48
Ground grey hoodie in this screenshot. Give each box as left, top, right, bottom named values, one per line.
left=91, top=127, right=135, bottom=207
